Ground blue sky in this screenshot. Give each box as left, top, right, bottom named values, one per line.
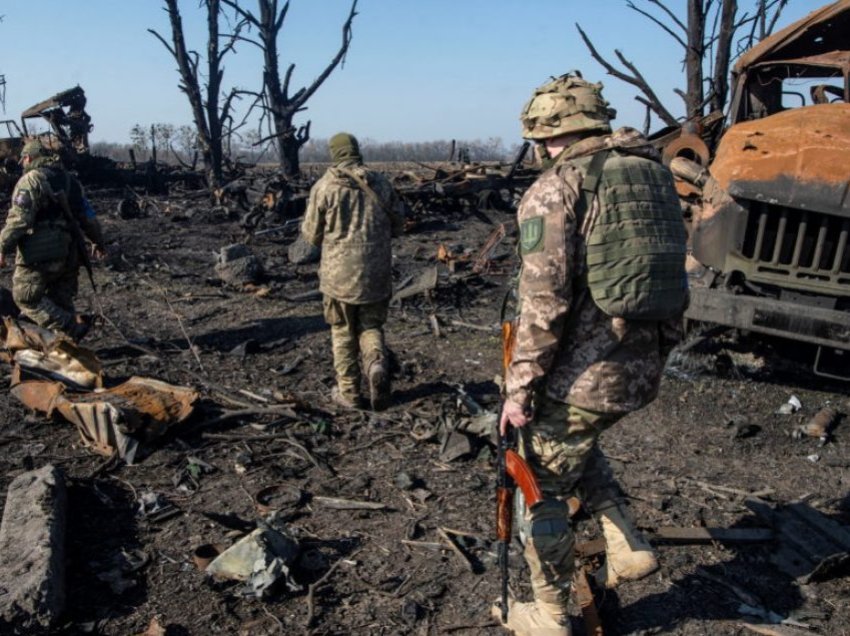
left=0, top=0, right=831, bottom=146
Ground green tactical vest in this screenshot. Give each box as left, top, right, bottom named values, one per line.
left=571, top=150, right=688, bottom=321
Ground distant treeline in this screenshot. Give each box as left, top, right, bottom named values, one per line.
left=302, top=137, right=516, bottom=163
left=90, top=124, right=519, bottom=166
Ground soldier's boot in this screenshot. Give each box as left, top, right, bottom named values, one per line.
left=492, top=598, right=571, bottom=636
left=66, top=314, right=93, bottom=342
left=492, top=499, right=573, bottom=635
left=367, top=361, right=390, bottom=411
left=580, top=448, right=657, bottom=588
left=361, top=328, right=390, bottom=411
left=330, top=324, right=361, bottom=409
left=330, top=386, right=361, bottom=410
left=594, top=503, right=658, bottom=588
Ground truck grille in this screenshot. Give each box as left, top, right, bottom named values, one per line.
left=740, top=202, right=850, bottom=289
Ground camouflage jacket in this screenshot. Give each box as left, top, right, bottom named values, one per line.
left=505, top=128, right=683, bottom=414
left=0, top=163, right=104, bottom=264
left=302, top=161, right=405, bottom=304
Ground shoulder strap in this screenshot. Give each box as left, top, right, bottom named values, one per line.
left=569, top=149, right=610, bottom=308
left=574, top=149, right=610, bottom=235
left=338, top=167, right=387, bottom=214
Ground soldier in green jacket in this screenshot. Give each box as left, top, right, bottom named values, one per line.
left=0, top=140, right=106, bottom=340
left=301, top=133, right=405, bottom=410
left=495, top=74, right=687, bottom=635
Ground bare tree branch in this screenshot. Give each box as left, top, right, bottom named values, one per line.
left=274, top=0, right=289, bottom=32
left=148, top=28, right=177, bottom=58
left=221, top=0, right=260, bottom=27
left=765, top=0, right=788, bottom=35
left=627, top=1, right=688, bottom=49
left=290, top=0, right=358, bottom=110
left=282, top=62, right=296, bottom=102
left=577, top=23, right=679, bottom=128
left=645, top=0, right=688, bottom=32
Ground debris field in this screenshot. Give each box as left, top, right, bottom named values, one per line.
left=0, top=166, right=848, bottom=636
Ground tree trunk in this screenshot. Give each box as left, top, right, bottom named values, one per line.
left=685, top=0, right=706, bottom=119
left=224, top=0, right=358, bottom=178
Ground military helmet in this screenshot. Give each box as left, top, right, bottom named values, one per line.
left=20, top=139, right=48, bottom=160
left=520, top=73, right=615, bottom=140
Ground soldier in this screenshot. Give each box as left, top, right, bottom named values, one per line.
left=0, top=139, right=106, bottom=340
left=496, top=74, right=688, bottom=635
left=301, top=132, right=404, bottom=410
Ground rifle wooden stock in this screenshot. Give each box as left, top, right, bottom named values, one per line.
left=501, top=320, right=515, bottom=371
left=496, top=487, right=513, bottom=541
left=505, top=449, right=543, bottom=508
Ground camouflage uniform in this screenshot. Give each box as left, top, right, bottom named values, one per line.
left=503, top=126, right=684, bottom=627
left=301, top=133, right=404, bottom=407
left=0, top=145, right=104, bottom=338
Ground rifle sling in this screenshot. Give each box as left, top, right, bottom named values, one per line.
left=338, top=167, right=388, bottom=217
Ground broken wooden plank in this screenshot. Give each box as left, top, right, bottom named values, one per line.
left=573, top=566, right=603, bottom=635
left=740, top=622, right=814, bottom=636
left=436, top=527, right=476, bottom=573
left=312, top=496, right=387, bottom=511
left=652, top=527, right=773, bottom=544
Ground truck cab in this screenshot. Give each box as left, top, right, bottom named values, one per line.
left=683, top=0, right=850, bottom=378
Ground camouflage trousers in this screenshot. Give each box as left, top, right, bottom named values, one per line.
left=12, top=259, right=79, bottom=334
left=519, top=394, right=624, bottom=604
left=322, top=296, right=388, bottom=400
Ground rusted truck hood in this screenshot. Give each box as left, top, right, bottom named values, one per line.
left=710, top=103, right=850, bottom=215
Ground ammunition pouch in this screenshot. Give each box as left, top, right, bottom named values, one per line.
left=19, top=224, right=71, bottom=266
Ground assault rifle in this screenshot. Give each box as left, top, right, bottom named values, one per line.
left=496, top=319, right=544, bottom=622
left=56, top=191, right=97, bottom=294
left=251, top=217, right=302, bottom=237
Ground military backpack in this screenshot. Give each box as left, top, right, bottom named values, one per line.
left=17, top=167, right=72, bottom=266
left=570, top=149, right=688, bottom=321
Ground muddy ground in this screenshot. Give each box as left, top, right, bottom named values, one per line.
left=0, top=174, right=848, bottom=636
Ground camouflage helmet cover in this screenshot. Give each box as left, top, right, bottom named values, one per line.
left=20, top=139, right=48, bottom=160
left=520, top=73, right=615, bottom=140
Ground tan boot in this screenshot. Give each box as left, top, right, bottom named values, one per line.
left=579, top=447, right=658, bottom=588
left=367, top=361, right=390, bottom=411
left=491, top=598, right=571, bottom=635
left=330, top=386, right=361, bottom=410
left=595, top=505, right=658, bottom=589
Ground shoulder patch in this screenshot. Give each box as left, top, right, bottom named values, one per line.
left=13, top=189, right=32, bottom=210
left=519, top=216, right=544, bottom=255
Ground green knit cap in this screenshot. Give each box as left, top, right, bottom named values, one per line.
left=329, top=132, right=362, bottom=164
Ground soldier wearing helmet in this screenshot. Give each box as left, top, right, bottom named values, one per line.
left=300, top=133, right=405, bottom=411
left=494, top=74, right=687, bottom=634
left=0, top=139, right=106, bottom=340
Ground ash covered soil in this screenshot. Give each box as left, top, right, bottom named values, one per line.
left=0, top=176, right=848, bottom=636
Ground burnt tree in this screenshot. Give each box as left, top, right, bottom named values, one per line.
left=577, top=0, right=788, bottom=134
left=149, top=0, right=244, bottom=188
left=222, top=0, right=358, bottom=177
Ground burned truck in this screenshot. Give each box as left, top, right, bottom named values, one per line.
left=673, top=0, right=850, bottom=379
